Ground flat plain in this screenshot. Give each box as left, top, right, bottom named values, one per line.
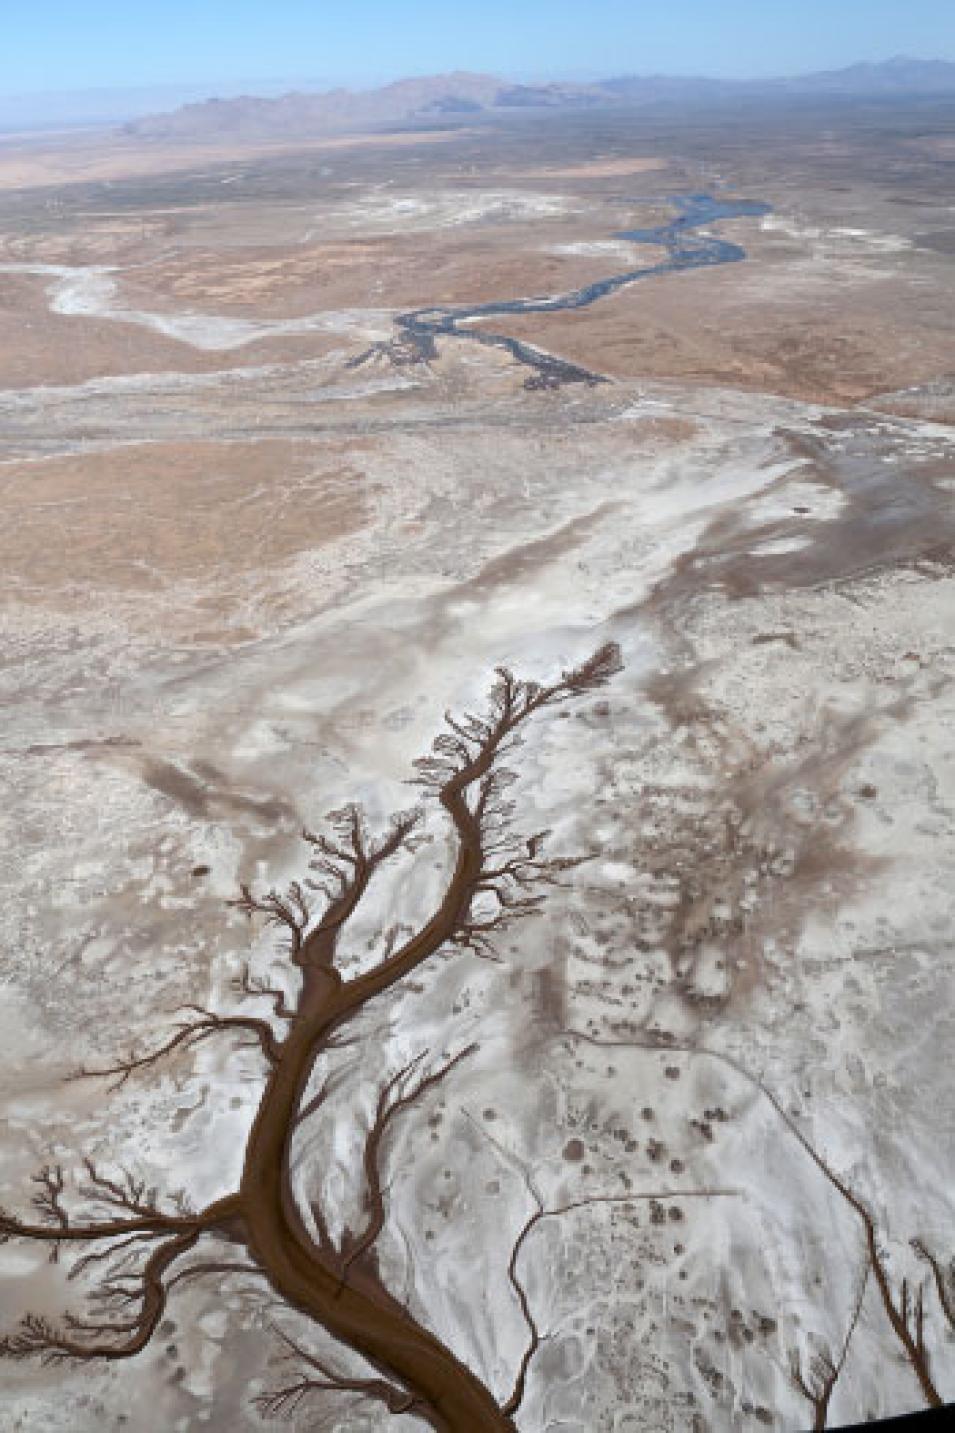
left=0, top=97, right=953, bottom=1431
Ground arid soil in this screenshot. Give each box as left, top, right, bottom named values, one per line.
left=0, top=126, right=464, bottom=192
left=0, top=101, right=953, bottom=1431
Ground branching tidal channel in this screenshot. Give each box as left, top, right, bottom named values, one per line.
left=1, top=647, right=640, bottom=1431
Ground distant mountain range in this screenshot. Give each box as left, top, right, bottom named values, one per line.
left=121, top=72, right=597, bottom=140
left=123, top=58, right=955, bottom=141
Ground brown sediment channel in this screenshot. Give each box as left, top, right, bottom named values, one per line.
left=239, top=996, right=516, bottom=1431
left=0, top=646, right=620, bottom=1430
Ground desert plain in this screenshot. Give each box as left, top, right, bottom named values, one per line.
left=0, top=96, right=953, bottom=1431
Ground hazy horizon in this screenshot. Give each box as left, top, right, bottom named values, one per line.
left=3, top=52, right=955, bottom=133
left=3, top=1, right=954, bottom=113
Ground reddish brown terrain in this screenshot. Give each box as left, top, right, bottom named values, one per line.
left=0, top=94, right=953, bottom=1431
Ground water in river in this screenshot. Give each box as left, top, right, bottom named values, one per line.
left=398, top=192, right=772, bottom=386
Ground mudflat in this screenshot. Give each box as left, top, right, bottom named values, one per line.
left=0, top=97, right=953, bottom=1430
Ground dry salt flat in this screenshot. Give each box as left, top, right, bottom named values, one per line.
left=0, top=104, right=954, bottom=1428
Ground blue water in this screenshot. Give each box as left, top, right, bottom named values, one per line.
left=396, top=192, right=772, bottom=386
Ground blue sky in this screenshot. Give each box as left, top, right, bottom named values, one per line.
left=3, top=1, right=953, bottom=97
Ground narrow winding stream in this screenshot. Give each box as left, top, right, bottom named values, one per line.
left=398, top=193, right=772, bottom=386
left=0, top=194, right=769, bottom=381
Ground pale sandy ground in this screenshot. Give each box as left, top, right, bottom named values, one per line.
left=1, top=353, right=953, bottom=1430
left=0, top=127, right=462, bottom=191
left=0, top=127, right=953, bottom=1432
left=506, top=157, right=667, bottom=180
